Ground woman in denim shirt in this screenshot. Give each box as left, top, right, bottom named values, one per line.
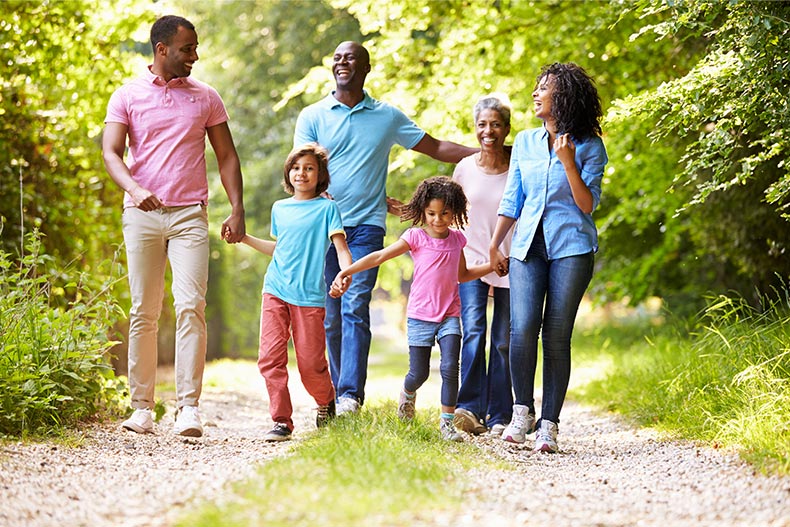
left=489, top=63, right=607, bottom=453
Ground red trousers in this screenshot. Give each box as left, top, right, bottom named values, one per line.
left=258, top=294, right=335, bottom=429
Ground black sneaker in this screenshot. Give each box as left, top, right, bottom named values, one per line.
left=264, top=422, right=292, bottom=442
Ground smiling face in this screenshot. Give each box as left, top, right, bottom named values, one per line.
left=332, top=41, right=370, bottom=91
left=532, top=74, right=555, bottom=125
left=158, top=25, right=199, bottom=80
left=475, top=108, right=510, bottom=153
left=423, top=198, right=454, bottom=238
left=288, top=154, right=320, bottom=199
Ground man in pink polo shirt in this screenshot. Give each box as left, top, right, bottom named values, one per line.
left=102, top=15, right=245, bottom=437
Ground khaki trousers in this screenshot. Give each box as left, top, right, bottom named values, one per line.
left=122, top=204, right=209, bottom=410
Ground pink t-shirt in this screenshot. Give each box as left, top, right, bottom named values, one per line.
left=104, top=67, right=229, bottom=208
left=452, top=155, right=512, bottom=289
left=401, top=227, right=466, bottom=322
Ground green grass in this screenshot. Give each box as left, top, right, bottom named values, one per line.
left=176, top=403, right=494, bottom=527
left=571, top=294, right=790, bottom=475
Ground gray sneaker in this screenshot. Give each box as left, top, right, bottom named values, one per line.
left=534, top=420, right=559, bottom=453
left=121, top=408, right=154, bottom=434
left=440, top=418, right=464, bottom=442
left=336, top=396, right=360, bottom=416
left=489, top=423, right=506, bottom=437
left=397, top=389, right=416, bottom=420
left=453, top=408, right=487, bottom=435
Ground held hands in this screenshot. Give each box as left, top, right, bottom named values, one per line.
left=489, top=246, right=509, bottom=277
left=386, top=196, right=404, bottom=217
left=329, top=273, right=352, bottom=298
left=221, top=211, right=246, bottom=244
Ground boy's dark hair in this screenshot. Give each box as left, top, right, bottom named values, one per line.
left=282, top=143, right=331, bottom=196
left=150, top=15, right=195, bottom=53
left=538, top=62, right=603, bottom=139
left=401, top=176, right=468, bottom=228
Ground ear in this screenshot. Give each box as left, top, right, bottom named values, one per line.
left=155, top=41, right=167, bottom=57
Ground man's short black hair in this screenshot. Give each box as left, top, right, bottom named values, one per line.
left=150, top=15, right=195, bottom=53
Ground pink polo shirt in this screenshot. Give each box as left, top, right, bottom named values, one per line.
left=104, top=66, right=229, bottom=208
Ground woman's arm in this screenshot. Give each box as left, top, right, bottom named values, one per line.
left=489, top=215, right=517, bottom=277
left=241, top=234, right=276, bottom=256
left=555, top=133, right=593, bottom=214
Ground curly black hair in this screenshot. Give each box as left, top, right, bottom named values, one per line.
left=401, top=176, right=468, bottom=228
left=282, top=143, right=331, bottom=196
left=538, top=62, right=602, bottom=139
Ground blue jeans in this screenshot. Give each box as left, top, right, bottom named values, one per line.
left=509, top=232, right=593, bottom=424
left=324, top=224, right=385, bottom=405
left=457, top=279, right=513, bottom=427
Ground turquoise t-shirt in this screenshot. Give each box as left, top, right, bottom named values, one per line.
left=293, top=91, right=426, bottom=229
left=263, top=197, right=345, bottom=307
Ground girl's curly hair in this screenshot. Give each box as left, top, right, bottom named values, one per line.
left=539, top=62, right=603, bottom=139
left=401, top=176, right=468, bottom=228
left=282, top=142, right=330, bottom=196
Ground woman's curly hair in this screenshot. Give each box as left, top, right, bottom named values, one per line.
left=282, top=142, right=331, bottom=196
left=539, top=62, right=602, bottom=139
left=401, top=176, right=468, bottom=228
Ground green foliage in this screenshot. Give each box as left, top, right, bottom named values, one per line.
left=574, top=292, right=790, bottom=475
left=176, top=402, right=490, bottom=527
left=0, top=0, right=151, bottom=266
left=604, top=0, right=790, bottom=305
left=0, top=231, right=128, bottom=437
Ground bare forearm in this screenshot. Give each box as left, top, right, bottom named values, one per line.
left=242, top=234, right=275, bottom=256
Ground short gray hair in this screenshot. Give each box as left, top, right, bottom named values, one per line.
left=473, top=93, right=512, bottom=126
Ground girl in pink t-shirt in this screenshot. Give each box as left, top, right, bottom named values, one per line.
left=331, top=176, right=492, bottom=441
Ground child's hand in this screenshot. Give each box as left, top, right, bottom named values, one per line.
left=330, top=273, right=351, bottom=297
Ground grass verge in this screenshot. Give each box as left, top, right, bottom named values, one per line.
left=175, top=402, right=492, bottom=527
left=571, top=294, right=790, bottom=475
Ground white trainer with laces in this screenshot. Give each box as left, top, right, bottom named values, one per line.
left=174, top=405, right=203, bottom=437
left=122, top=408, right=154, bottom=434
left=336, top=396, right=360, bottom=416
left=534, top=419, right=559, bottom=453
left=501, top=404, right=536, bottom=444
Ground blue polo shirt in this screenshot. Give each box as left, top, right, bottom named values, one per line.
left=264, top=197, right=345, bottom=307
left=294, top=91, right=426, bottom=229
left=498, top=127, right=608, bottom=261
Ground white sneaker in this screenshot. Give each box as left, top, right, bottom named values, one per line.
left=501, top=404, right=536, bottom=444
left=121, top=408, right=154, bottom=434
left=534, top=420, right=559, bottom=453
left=174, top=405, right=203, bottom=437
left=336, top=396, right=360, bottom=416
left=489, top=423, right=506, bottom=437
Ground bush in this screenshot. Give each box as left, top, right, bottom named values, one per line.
left=0, top=230, right=128, bottom=437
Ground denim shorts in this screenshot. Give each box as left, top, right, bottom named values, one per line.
left=406, top=316, right=462, bottom=347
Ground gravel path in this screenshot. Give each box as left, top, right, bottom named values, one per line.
left=2, top=362, right=789, bottom=527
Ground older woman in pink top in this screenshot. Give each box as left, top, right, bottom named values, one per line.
left=452, top=94, right=514, bottom=437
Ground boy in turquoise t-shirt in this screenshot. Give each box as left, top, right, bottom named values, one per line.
left=239, top=143, right=352, bottom=441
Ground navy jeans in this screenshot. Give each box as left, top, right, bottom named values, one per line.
left=456, top=279, right=513, bottom=426
left=509, top=233, right=593, bottom=424
left=404, top=335, right=461, bottom=407
left=324, top=224, right=385, bottom=405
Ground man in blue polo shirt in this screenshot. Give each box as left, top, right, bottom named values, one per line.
left=294, top=41, right=476, bottom=415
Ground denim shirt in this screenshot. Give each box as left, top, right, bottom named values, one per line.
left=498, top=127, right=607, bottom=261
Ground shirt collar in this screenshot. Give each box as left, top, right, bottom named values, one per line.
left=145, top=65, right=189, bottom=87
left=324, top=90, right=373, bottom=110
